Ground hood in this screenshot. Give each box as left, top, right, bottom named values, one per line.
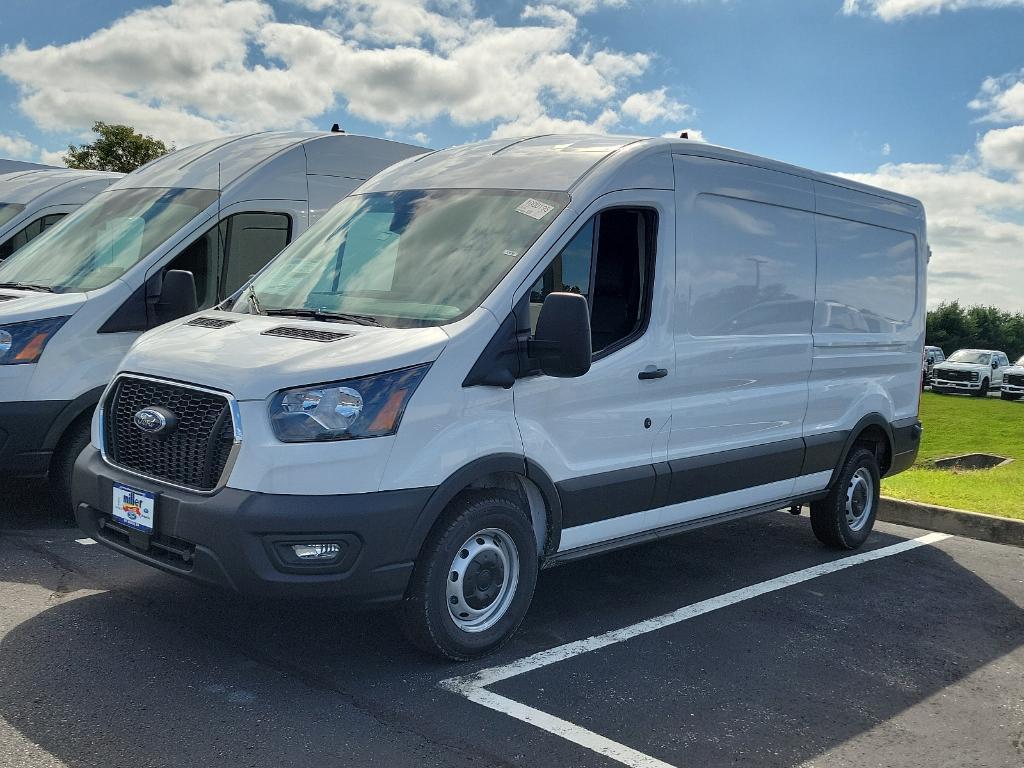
left=937, top=362, right=991, bottom=370
left=1004, top=365, right=1024, bottom=375
left=0, top=289, right=88, bottom=324
left=120, top=313, right=450, bottom=401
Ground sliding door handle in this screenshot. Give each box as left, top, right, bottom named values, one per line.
left=638, top=367, right=668, bottom=380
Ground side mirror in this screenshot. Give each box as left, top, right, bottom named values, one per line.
left=154, top=269, right=198, bottom=325
left=992, top=360, right=999, bottom=369
left=531, top=292, right=592, bottom=378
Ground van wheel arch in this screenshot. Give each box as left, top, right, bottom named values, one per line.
left=403, top=456, right=563, bottom=572
left=831, top=415, right=894, bottom=483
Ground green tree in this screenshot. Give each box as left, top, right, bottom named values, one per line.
left=63, top=122, right=171, bottom=173
left=927, top=300, right=1024, bottom=361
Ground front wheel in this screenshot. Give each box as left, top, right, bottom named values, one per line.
left=1002, top=392, right=1022, bottom=401
left=49, top=416, right=92, bottom=518
left=401, top=490, right=538, bottom=660
left=810, top=447, right=880, bottom=549
left=975, top=378, right=990, bottom=397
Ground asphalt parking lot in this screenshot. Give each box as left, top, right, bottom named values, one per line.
left=1, top=479, right=1022, bottom=768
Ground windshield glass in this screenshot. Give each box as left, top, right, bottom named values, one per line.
left=238, top=189, right=570, bottom=327
left=947, top=350, right=991, bottom=365
left=0, top=187, right=217, bottom=292
left=0, top=203, right=25, bottom=228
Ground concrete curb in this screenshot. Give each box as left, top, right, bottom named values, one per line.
left=879, top=496, right=1024, bottom=548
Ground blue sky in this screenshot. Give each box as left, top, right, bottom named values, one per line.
left=0, top=0, right=1022, bottom=308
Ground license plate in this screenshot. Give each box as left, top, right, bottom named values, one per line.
left=112, top=483, right=156, bottom=533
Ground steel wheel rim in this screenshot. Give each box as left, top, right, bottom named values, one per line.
left=446, top=528, right=520, bottom=633
left=845, top=467, right=874, bottom=532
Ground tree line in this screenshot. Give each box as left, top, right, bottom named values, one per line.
left=928, top=301, right=1024, bottom=362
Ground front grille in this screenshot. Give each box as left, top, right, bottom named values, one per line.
left=1006, top=374, right=1024, bottom=387
left=103, top=376, right=237, bottom=492
left=186, top=316, right=236, bottom=329
left=262, top=326, right=349, bottom=342
left=936, top=369, right=976, bottom=382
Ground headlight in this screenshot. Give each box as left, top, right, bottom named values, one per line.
left=0, top=317, right=69, bottom=365
left=270, top=364, right=431, bottom=442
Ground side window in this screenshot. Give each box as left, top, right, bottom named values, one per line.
left=221, top=212, right=290, bottom=297
left=529, top=209, right=654, bottom=355
left=0, top=213, right=67, bottom=260
left=162, top=212, right=291, bottom=310
left=163, top=221, right=223, bottom=310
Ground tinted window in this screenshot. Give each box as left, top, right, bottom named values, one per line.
left=529, top=209, right=654, bottom=354
left=0, top=213, right=67, bottom=260
left=221, top=212, right=290, bottom=297
left=815, top=217, right=917, bottom=333
left=689, top=195, right=815, bottom=336
left=163, top=212, right=291, bottom=309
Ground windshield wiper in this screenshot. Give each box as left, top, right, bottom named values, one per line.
left=264, top=308, right=384, bottom=327
left=0, top=281, right=54, bottom=293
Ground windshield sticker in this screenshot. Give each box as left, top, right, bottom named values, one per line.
left=515, top=198, right=555, bottom=220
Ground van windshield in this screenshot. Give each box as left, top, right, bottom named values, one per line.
left=238, top=189, right=570, bottom=326
left=947, top=351, right=990, bottom=365
left=0, top=203, right=25, bottom=228
left=0, top=187, right=217, bottom=293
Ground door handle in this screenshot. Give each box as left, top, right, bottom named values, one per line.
left=638, top=367, right=668, bottom=380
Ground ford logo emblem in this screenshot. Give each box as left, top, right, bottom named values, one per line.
left=133, top=406, right=177, bottom=436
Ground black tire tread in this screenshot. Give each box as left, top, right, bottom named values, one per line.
left=401, top=489, right=537, bottom=661
left=49, top=416, right=92, bottom=519
left=810, top=447, right=879, bottom=550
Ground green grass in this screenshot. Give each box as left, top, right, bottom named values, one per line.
left=881, top=391, right=1024, bottom=520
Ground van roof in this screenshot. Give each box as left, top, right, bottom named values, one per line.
left=0, top=168, right=121, bottom=205
left=360, top=134, right=923, bottom=209
left=110, top=131, right=427, bottom=193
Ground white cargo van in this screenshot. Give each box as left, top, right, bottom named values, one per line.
left=0, top=131, right=426, bottom=507
left=0, top=169, right=122, bottom=260
left=73, top=135, right=926, bottom=659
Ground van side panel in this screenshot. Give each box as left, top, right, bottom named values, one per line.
left=668, top=155, right=815, bottom=493
left=804, top=181, right=925, bottom=457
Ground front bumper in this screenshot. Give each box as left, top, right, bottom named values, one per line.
left=1002, top=382, right=1024, bottom=395
left=932, top=379, right=982, bottom=392
left=0, top=399, right=69, bottom=477
left=72, top=447, right=435, bottom=604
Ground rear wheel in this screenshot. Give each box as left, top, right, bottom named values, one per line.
left=975, top=378, right=990, bottom=397
left=49, top=416, right=92, bottom=518
left=401, top=490, right=538, bottom=660
left=810, top=447, right=880, bottom=550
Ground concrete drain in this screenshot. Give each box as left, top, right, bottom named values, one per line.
left=931, top=453, right=1013, bottom=471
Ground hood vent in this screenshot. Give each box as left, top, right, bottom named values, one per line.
left=0, top=294, right=20, bottom=302
left=262, top=326, right=350, bottom=343
left=186, top=316, right=237, bottom=329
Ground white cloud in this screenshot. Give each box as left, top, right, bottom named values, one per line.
left=969, top=69, right=1024, bottom=122
left=0, top=133, right=38, bottom=160
left=0, top=0, right=688, bottom=148
left=621, top=87, right=690, bottom=123
left=881, top=142, right=892, bottom=156
left=661, top=127, right=706, bottom=141
left=842, top=0, right=1024, bottom=20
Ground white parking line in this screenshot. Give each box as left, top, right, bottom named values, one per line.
left=75, top=538, right=97, bottom=546
left=441, top=531, right=951, bottom=768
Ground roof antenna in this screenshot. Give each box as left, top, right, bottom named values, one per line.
left=679, top=131, right=689, bottom=139
left=330, top=123, right=345, bottom=133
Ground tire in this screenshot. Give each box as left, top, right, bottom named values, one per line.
left=810, top=447, right=880, bottom=550
left=49, top=416, right=92, bottom=519
left=1002, top=392, right=1022, bottom=401
left=975, top=378, right=990, bottom=397
left=401, top=489, right=539, bottom=660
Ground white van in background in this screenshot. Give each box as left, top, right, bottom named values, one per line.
left=73, top=134, right=926, bottom=659
left=0, top=169, right=122, bottom=260
left=0, top=131, right=427, bottom=508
